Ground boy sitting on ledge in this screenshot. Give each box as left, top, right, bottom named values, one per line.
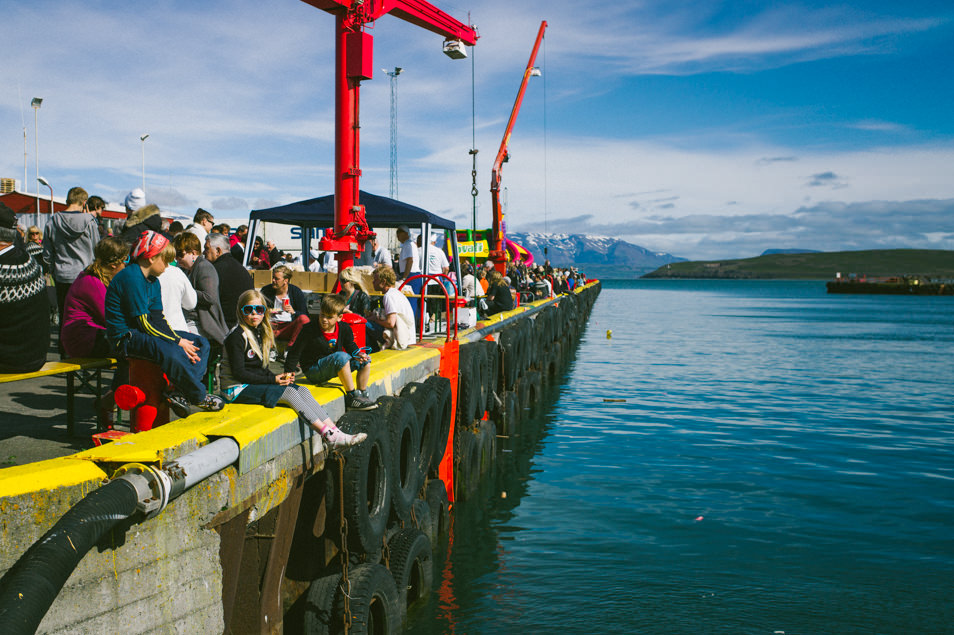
left=105, top=230, right=224, bottom=417
left=284, top=294, right=376, bottom=411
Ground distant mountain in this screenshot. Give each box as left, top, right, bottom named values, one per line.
left=507, top=232, right=685, bottom=278
left=761, top=248, right=821, bottom=256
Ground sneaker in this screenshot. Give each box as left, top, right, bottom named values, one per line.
left=358, top=388, right=371, bottom=400
left=345, top=391, right=377, bottom=411
left=322, top=426, right=368, bottom=450
left=194, top=394, right=225, bottom=412
left=165, top=390, right=192, bottom=419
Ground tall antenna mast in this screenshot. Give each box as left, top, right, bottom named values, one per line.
left=385, top=67, right=403, bottom=199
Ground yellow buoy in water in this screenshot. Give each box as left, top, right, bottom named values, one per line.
left=606, top=329, right=612, bottom=339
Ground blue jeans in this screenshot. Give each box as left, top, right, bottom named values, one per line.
left=304, top=351, right=369, bottom=385
left=118, top=330, right=210, bottom=403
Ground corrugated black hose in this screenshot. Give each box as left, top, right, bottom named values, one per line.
left=0, top=478, right=140, bottom=635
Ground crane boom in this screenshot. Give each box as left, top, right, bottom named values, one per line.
left=488, top=20, right=547, bottom=273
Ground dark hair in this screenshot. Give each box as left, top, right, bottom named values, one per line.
left=87, top=195, right=106, bottom=211
left=169, top=220, right=184, bottom=235
left=193, top=208, right=214, bottom=224
left=85, top=236, right=128, bottom=286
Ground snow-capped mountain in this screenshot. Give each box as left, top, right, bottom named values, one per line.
left=507, top=232, right=685, bottom=278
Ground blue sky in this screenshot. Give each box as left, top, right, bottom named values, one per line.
left=1, top=0, right=952, bottom=260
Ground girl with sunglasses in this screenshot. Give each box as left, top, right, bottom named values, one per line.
left=222, top=289, right=366, bottom=449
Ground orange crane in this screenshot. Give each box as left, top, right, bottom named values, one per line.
left=488, top=20, right=547, bottom=273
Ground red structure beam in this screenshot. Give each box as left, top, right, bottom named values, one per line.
left=301, top=0, right=478, bottom=270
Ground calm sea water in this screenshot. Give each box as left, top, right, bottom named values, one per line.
left=408, top=280, right=954, bottom=635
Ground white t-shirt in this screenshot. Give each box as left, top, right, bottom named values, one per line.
left=159, top=264, right=198, bottom=333
left=382, top=287, right=416, bottom=348
left=425, top=245, right=449, bottom=275
left=399, top=239, right=420, bottom=276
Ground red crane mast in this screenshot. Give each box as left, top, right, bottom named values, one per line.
left=488, top=20, right=547, bottom=273
left=300, top=0, right=478, bottom=270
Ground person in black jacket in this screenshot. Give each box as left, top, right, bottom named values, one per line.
left=339, top=266, right=371, bottom=317
left=284, top=294, right=376, bottom=411
left=205, top=232, right=253, bottom=329
left=222, top=289, right=366, bottom=449
left=260, top=265, right=310, bottom=347
left=485, top=270, right=514, bottom=315
left=0, top=203, right=50, bottom=373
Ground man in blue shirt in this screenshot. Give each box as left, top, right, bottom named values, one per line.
left=106, top=230, right=223, bottom=417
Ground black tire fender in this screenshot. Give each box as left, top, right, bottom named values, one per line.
left=332, top=563, right=401, bottom=635
left=302, top=572, right=342, bottom=635
left=424, top=479, right=450, bottom=544
left=339, top=411, right=392, bottom=555
left=423, top=375, right=452, bottom=476
left=387, top=528, right=433, bottom=614
left=386, top=397, right=425, bottom=524
left=400, top=382, right=440, bottom=482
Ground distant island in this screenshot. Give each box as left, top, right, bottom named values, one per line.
left=642, top=249, right=954, bottom=280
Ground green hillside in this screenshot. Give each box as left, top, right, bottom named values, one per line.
left=642, top=249, right=954, bottom=279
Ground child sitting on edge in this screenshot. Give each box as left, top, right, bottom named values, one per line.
left=222, top=289, right=366, bottom=449
left=105, top=230, right=224, bottom=417
left=284, top=294, right=377, bottom=411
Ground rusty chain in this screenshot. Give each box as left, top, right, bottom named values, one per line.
left=336, top=453, right=352, bottom=634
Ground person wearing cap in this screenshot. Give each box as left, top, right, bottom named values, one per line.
left=396, top=225, right=421, bottom=288
left=0, top=203, right=50, bottom=373
left=124, top=188, right=146, bottom=216
left=422, top=232, right=450, bottom=330
left=105, top=230, right=224, bottom=418
left=120, top=203, right=167, bottom=245
left=42, top=186, right=99, bottom=332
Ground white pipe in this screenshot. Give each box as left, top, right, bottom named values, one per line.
left=165, top=437, right=241, bottom=498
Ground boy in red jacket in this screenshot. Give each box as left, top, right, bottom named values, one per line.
left=284, top=294, right=376, bottom=411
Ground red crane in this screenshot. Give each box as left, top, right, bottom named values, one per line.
left=488, top=20, right=547, bottom=274
left=300, top=0, right=478, bottom=270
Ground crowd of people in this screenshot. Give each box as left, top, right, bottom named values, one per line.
left=0, top=187, right=586, bottom=444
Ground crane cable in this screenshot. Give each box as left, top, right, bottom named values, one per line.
left=469, top=31, right=479, bottom=270
left=542, top=32, right=549, bottom=249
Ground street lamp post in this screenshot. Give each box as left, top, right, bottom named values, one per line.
left=140, top=134, right=149, bottom=195
left=31, top=97, right=42, bottom=215
left=37, top=177, right=53, bottom=214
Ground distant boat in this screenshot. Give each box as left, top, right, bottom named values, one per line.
left=827, top=275, right=953, bottom=295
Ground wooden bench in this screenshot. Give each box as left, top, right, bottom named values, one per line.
left=0, top=358, right=117, bottom=436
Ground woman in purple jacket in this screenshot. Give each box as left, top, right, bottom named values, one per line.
left=61, top=236, right=128, bottom=426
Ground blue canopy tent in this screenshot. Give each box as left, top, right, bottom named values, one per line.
left=247, top=190, right=461, bottom=287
